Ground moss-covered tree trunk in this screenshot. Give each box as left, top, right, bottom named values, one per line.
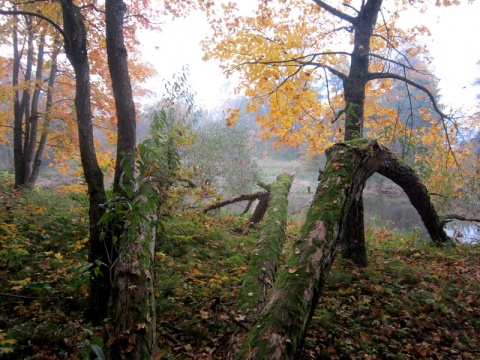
left=106, top=238, right=155, bottom=359
left=340, top=197, right=367, bottom=266
left=227, top=173, right=293, bottom=358
left=105, top=209, right=157, bottom=359
left=236, top=140, right=452, bottom=359
left=337, top=0, right=383, bottom=267
left=237, top=173, right=293, bottom=311
left=377, top=147, right=452, bottom=245
left=236, top=140, right=383, bottom=359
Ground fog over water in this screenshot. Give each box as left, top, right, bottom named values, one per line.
left=287, top=191, right=479, bottom=244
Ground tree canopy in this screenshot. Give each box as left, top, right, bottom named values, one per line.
left=0, top=0, right=157, bottom=186
left=202, top=0, right=468, bottom=152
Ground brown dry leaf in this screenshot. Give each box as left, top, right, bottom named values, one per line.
left=200, top=310, right=209, bottom=319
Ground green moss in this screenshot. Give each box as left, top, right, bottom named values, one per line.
left=236, top=173, right=293, bottom=313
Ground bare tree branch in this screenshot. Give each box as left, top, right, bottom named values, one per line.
left=0, top=9, right=65, bottom=38
left=342, top=2, right=359, bottom=14
left=204, top=191, right=267, bottom=213
left=441, top=214, right=480, bottom=226
left=371, top=33, right=417, bottom=70
left=312, top=0, right=357, bottom=24
left=368, top=52, right=430, bottom=76
left=368, top=72, right=446, bottom=118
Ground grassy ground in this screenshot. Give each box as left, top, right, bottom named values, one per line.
left=0, top=172, right=478, bottom=359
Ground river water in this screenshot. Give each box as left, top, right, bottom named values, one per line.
left=364, top=193, right=479, bottom=243
left=288, top=191, right=479, bottom=244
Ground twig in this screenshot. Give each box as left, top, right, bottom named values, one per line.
left=441, top=214, right=480, bottom=226
left=218, top=302, right=250, bottom=331
left=0, top=292, right=60, bottom=300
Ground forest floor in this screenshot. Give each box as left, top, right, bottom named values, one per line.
left=0, top=171, right=479, bottom=359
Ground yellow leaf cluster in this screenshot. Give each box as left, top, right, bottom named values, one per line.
left=201, top=0, right=465, bottom=158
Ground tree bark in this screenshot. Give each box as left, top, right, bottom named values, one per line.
left=13, top=14, right=34, bottom=188
left=106, top=0, right=136, bottom=196
left=103, top=1, right=159, bottom=358
left=340, top=195, right=367, bottom=267
left=12, top=12, right=23, bottom=188
left=29, top=40, right=61, bottom=185
left=342, top=0, right=382, bottom=140
left=250, top=191, right=270, bottom=224
left=377, top=147, right=452, bottom=245
left=235, top=139, right=451, bottom=359
left=105, top=191, right=159, bottom=360
left=60, top=0, right=109, bottom=324
left=236, top=173, right=293, bottom=316
left=9, top=11, right=60, bottom=187
left=23, top=35, right=45, bottom=184
left=227, top=173, right=292, bottom=359
left=340, top=0, right=383, bottom=266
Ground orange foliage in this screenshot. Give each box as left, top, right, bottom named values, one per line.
left=0, top=0, right=160, bottom=173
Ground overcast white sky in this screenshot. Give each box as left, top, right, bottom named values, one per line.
left=419, top=2, right=480, bottom=112
left=141, top=1, right=480, bottom=112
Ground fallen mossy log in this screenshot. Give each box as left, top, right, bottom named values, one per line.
left=226, top=173, right=293, bottom=358
left=235, top=139, right=452, bottom=359
left=236, top=173, right=294, bottom=316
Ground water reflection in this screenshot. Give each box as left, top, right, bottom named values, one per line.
left=364, top=193, right=424, bottom=233
left=288, top=192, right=479, bottom=243
left=364, top=193, right=479, bottom=243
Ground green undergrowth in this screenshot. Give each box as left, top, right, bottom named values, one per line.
left=0, top=175, right=478, bottom=359
left=154, top=209, right=261, bottom=358
left=0, top=174, right=92, bottom=358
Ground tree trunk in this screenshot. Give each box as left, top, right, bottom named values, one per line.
left=23, top=35, right=45, bottom=184
left=340, top=0, right=383, bottom=266
left=103, top=0, right=158, bottom=358
left=106, top=0, right=136, bottom=195
left=250, top=191, right=270, bottom=224
left=343, top=0, right=382, bottom=141
left=9, top=12, right=60, bottom=187
left=105, top=194, right=158, bottom=360
left=60, top=0, right=109, bottom=324
left=377, top=147, right=452, bottom=245
left=29, top=40, right=61, bottom=185
left=237, top=173, right=293, bottom=316
left=12, top=15, right=23, bottom=188
left=340, top=195, right=367, bottom=267
left=227, top=173, right=293, bottom=358
left=236, top=139, right=450, bottom=359
left=12, top=14, right=34, bottom=188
